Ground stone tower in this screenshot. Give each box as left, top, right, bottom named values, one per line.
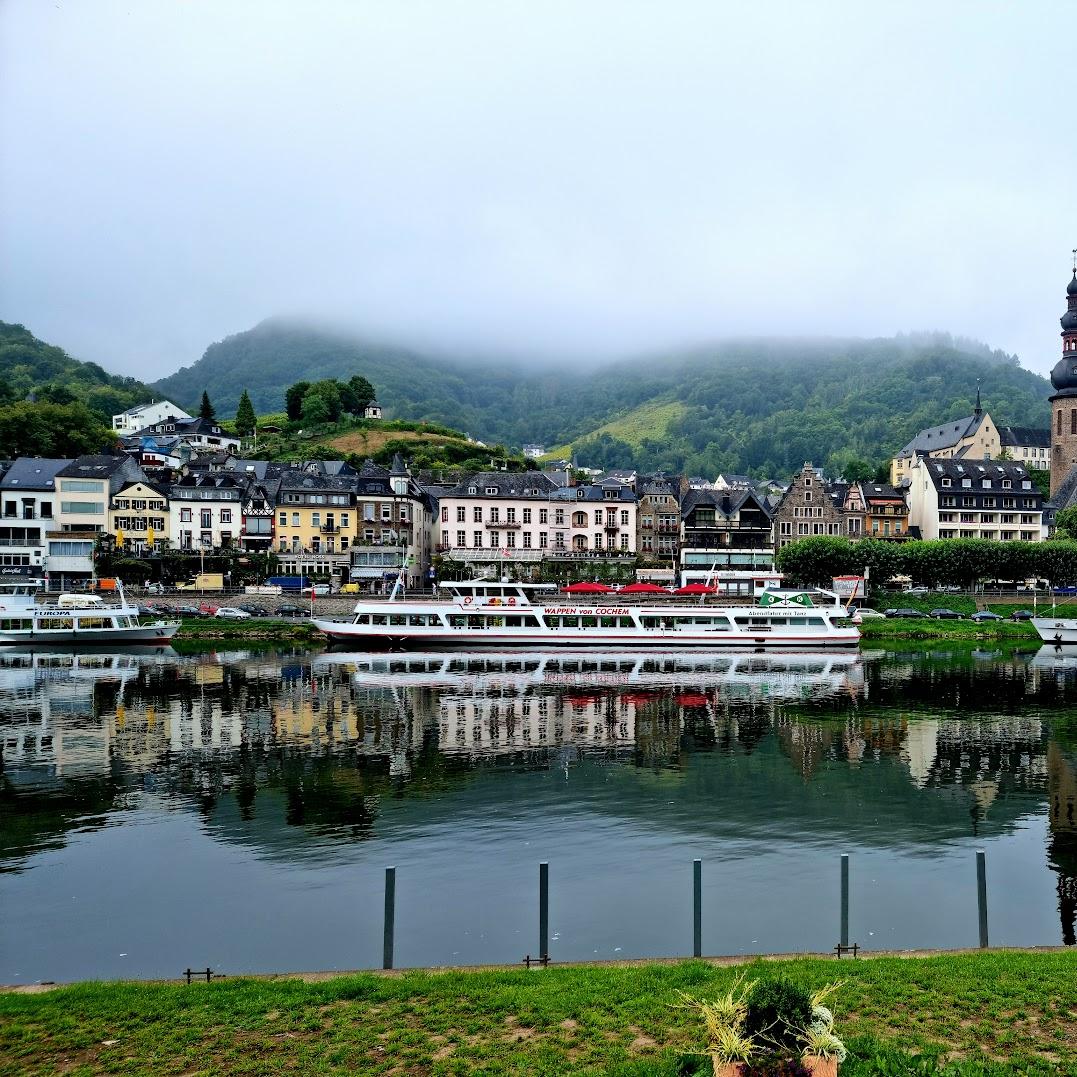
left=1049, top=266, right=1077, bottom=497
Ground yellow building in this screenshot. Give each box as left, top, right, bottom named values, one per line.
left=890, top=395, right=1000, bottom=486
left=109, top=480, right=169, bottom=554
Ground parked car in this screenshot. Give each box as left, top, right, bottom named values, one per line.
left=970, top=611, right=1003, bottom=622
left=143, top=582, right=166, bottom=595
left=928, top=608, right=963, bottom=620
left=310, top=583, right=332, bottom=596
left=238, top=603, right=269, bottom=617
left=1011, top=609, right=1035, bottom=621
left=215, top=607, right=251, bottom=620
left=1053, top=587, right=1077, bottom=595
left=886, top=608, right=923, bottom=619
left=851, top=608, right=886, bottom=623
left=173, top=604, right=205, bottom=618
left=275, top=603, right=305, bottom=617
left=903, top=586, right=930, bottom=596
left=136, top=606, right=158, bottom=619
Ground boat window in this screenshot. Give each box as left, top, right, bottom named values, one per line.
left=617, top=617, right=634, bottom=628
left=600, top=616, right=617, bottom=628
left=581, top=617, right=598, bottom=629
left=356, top=614, right=371, bottom=624
left=562, top=616, right=578, bottom=628
left=0, top=619, right=31, bottom=631
left=448, top=615, right=467, bottom=627
left=371, top=614, right=388, bottom=626
left=39, top=618, right=75, bottom=630
left=389, top=614, right=407, bottom=626
left=807, top=617, right=825, bottom=626
left=642, top=617, right=660, bottom=630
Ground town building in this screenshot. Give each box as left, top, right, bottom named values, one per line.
left=636, top=476, right=681, bottom=562
left=890, top=391, right=1000, bottom=486
left=841, top=482, right=911, bottom=539
left=772, top=463, right=847, bottom=549
left=548, top=483, right=637, bottom=554
left=364, top=401, right=383, bottom=420
left=127, top=415, right=241, bottom=455
left=112, top=400, right=191, bottom=435
left=998, top=426, right=1050, bottom=471
left=109, top=479, right=170, bottom=554
left=679, top=488, right=778, bottom=594
left=168, top=472, right=246, bottom=550
left=905, top=458, right=1043, bottom=542
left=0, top=458, right=70, bottom=579
left=51, top=455, right=145, bottom=586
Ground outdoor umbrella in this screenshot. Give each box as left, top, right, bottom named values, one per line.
left=674, top=583, right=717, bottom=595
left=562, top=581, right=615, bottom=593
left=619, top=582, right=671, bottom=594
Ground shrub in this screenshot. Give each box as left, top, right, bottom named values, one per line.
left=743, top=978, right=813, bottom=1054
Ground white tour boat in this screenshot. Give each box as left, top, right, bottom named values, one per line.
left=1032, top=611, right=1077, bottom=645
left=313, top=580, right=860, bottom=650
left=0, top=582, right=180, bottom=646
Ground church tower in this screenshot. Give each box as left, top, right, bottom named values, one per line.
left=1049, top=264, right=1077, bottom=497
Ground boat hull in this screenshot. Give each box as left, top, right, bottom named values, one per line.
left=1031, top=617, right=1077, bottom=645
left=0, top=622, right=181, bottom=646
left=313, top=620, right=859, bottom=650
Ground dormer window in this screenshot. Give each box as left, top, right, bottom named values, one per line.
left=1002, top=479, right=1011, bottom=489
left=485, top=486, right=498, bottom=495
left=941, top=478, right=951, bottom=487
left=961, top=479, right=971, bottom=487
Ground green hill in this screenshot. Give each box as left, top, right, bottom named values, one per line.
left=154, top=322, right=1051, bottom=478
left=0, top=321, right=154, bottom=418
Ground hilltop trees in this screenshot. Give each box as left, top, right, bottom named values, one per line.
left=199, top=390, right=215, bottom=420
left=283, top=375, right=377, bottom=426
left=234, top=390, right=257, bottom=436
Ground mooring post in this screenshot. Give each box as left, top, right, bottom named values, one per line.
left=976, top=850, right=989, bottom=949
left=693, top=858, right=702, bottom=958
left=840, top=853, right=849, bottom=948
left=539, top=861, right=549, bottom=963
left=383, top=865, right=396, bottom=970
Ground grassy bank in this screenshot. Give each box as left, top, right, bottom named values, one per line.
left=859, top=617, right=1038, bottom=641
left=3, top=952, right=1076, bottom=1075
left=172, top=618, right=323, bottom=643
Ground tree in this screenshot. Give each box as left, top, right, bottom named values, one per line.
left=841, top=458, right=877, bottom=483
left=285, top=381, right=310, bottom=422
left=234, top=390, right=257, bottom=436
left=199, top=390, right=215, bottom=420
left=300, top=380, right=343, bottom=425
left=347, top=375, right=376, bottom=414
left=1055, top=507, right=1077, bottom=542
left=775, top=536, right=856, bottom=586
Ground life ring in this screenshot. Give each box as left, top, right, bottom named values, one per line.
left=490, top=597, right=501, bottom=606
left=463, top=596, right=473, bottom=605
left=508, top=597, right=517, bottom=606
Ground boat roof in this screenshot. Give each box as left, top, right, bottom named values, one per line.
left=437, top=581, right=558, bottom=590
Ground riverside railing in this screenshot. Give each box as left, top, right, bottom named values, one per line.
left=376, top=851, right=994, bottom=972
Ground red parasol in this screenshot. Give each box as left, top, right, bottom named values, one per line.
left=562, top=581, right=615, bottom=593
left=674, top=583, right=717, bottom=595
left=619, top=582, right=671, bottom=594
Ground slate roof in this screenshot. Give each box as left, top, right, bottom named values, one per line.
left=1050, top=465, right=1077, bottom=511
left=895, top=412, right=987, bottom=459
left=447, top=471, right=558, bottom=498
left=999, top=426, right=1051, bottom=449
left=858, top=482, right=906, bottom=503
left=0, top=457, right=73, bottom=491
left=680, top=488, right=772, bottom=519
left=920, top=458, right=1033, bottom=488
left=549, top=484, right=637, bottom=503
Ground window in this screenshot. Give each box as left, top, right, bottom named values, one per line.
left=62, top=480, right=101, bottom=493
left=1072, top=408, right=1076, bottom=435
left=620, top=510, right=629, bottom=524
left=594, top=509, right=602, bottom=524
left=60, top=501, right=103, bottom=514
left=292, top=512, right=300, bottom=526
left=539, top=508, right=548, bottom=524
left=490, top=531, right=500, bottom=547
left=555, top=509, right=565, bottom=525
left=620, top=534, right=629, bottom=549
left=200, top=510, right=212, bottom=529
left=490, top=508, right=500, bottom=523
left=506, top=532, right=516, bottom=547
left=523, top=508, right=531, bottom=524
left=456, top=530, right=466, bottom=546
left=523, top=532, right=532, bottom=548
left=803, top=492, right=812, bottom=502
left=472, top=506, right=482, bottom=523
left=48, top=540, right=93, bottom=557
left=341, top=513, right=349, bottom=527
left=181, top=509, right=193, bottom=523
left=507, top=507, right=517, bottom=523
left=220, top=509, right=232, bottom=524
left=456, top=506, right=465, bottom=522
left=474, top=530, right=483, bottom=548
left=312, top=512, right=321, bottom=526
left=485, top=486, right=498, bottom=495
left=539, top=532, right=548, bottom=548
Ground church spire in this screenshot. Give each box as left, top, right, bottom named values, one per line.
left=974, top=379, right=982, bottom=417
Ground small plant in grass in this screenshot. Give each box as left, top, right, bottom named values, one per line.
left=743, top=979, right=813, bottom=1054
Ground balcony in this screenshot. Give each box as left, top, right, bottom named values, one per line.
left=604, top=523, right=620, bottom=532
left=494, top=521, right=521, bottom=529
left=320, top=524, right=341, bottom=534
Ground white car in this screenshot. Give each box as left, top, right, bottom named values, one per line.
left=215, top=607, right=251, bottom=620
left=852, top=608, right=886, bottom=623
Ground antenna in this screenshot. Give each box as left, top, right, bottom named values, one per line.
left=1073, top=248, right=1076, bottom=274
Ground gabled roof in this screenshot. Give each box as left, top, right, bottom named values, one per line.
left=549, top=484, right=637, bottom=503
left=0, top=457, right=73, bottom=491
left=895, top=412, right=986, bottom=459
left=680, top=487, right=772, bottom=520
left=919, top=457, right=1035, bottom=490
left=857, top=482, right=906, bottom=504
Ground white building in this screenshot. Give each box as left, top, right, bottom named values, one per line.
left=905, top=457, right=1043, bottom=542
left=0, top=458, right=71, bottom=579
left=112, top=400, right=191, bottom=434
left=168, top=473, right=245, bottom=550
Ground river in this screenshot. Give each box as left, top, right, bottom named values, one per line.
left=2, top=642, right=1076, bottom=983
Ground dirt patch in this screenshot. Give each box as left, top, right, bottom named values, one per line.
left=559, top=1018, right=579, bottom=1031
left=327, top=429, right=463, bottom=457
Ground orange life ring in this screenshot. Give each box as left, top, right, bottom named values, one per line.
left=490, top=597, right=501, bottom=606
left=463, top=595, right=473, bottom=605
left=508, top=596, right=517, bottom=606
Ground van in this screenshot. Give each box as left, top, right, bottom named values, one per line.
left=340, top=582, right=360, bottom=595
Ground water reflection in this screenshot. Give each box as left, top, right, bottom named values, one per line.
left=3, top=644, right=1077, bottom=975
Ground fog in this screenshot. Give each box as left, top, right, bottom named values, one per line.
left=0, top=1, right=1072, bottom=379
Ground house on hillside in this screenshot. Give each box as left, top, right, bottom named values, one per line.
left=772, top=463, right=846, bottom=550
left=998, top=425, right=1050, bottom=471
left=0, top=458, right=71, bottom=579
left=841, top=482, right=910, bottom=539
left=890, top=390, right=1000, bottom=486
left=112, top=400, right=191, bottom=435
left=364, top=401, right=383, bottom=420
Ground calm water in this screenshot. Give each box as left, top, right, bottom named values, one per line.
left=2, top=642, right=1077, bottom=983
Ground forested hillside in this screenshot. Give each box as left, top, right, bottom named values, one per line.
left=0, top=322, right=154, bottom=456
left=154, top=320, right=1051, bottom=477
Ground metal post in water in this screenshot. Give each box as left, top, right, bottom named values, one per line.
left=539, top=861, right=549, bottom=963
left=693, top=859, right=702, bottom=958
left=840, top=853, right=849, bottom=948
left=383, top=866, right=396, bottom=970
left=976, top=850, right=989, bottom=949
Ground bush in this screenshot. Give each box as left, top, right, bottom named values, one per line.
left=743, top=978, right=813, bottom=1053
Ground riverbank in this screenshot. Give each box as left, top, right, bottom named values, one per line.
left=2, top=951, right=1074, bottom=1075
left=172, top=618, right=324, bottom=643
left=859, top=617, right=1038, bottom=641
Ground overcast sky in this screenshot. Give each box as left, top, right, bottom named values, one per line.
left=1, top=1, right=1073, bottom=379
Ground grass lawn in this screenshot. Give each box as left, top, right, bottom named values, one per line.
left=172, top=618, right=322, bottom=643
left=3, top=952, right=1077, bottom=1075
